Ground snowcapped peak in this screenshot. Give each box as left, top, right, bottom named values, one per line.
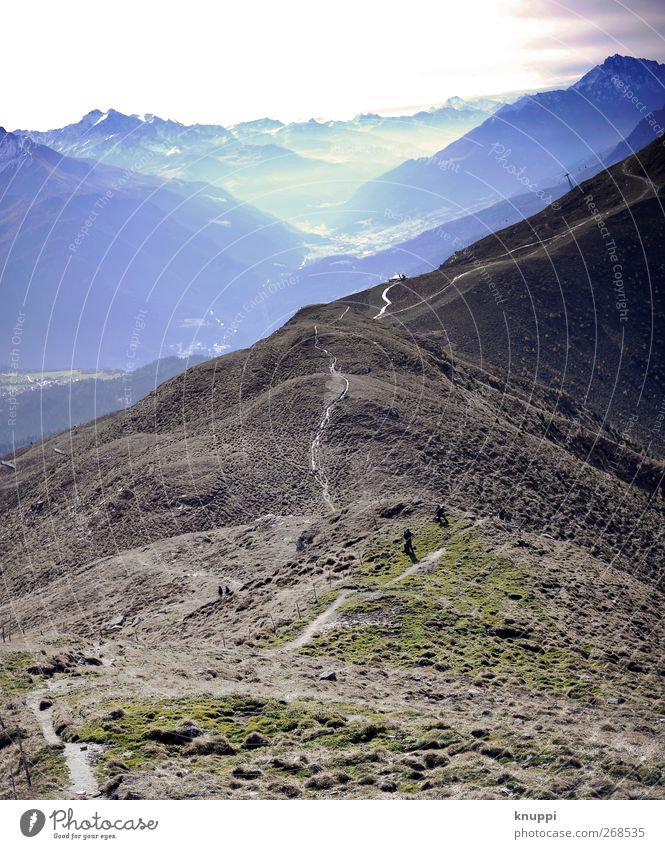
left=0, top=129, right=35, bottom=171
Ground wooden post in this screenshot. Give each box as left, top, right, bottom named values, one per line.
left=312, top=583, right=318, bottom=602
left=16, top=733, right=31, bottom=787
left=8, top=770, right=17, bottom=799
left=269, top=615, right=276, bottom=634
left=221, top=633, right=226, bottom=648
left=296, top=601, right=302, bottom=621
left=1, top=624, right=4, bottom=643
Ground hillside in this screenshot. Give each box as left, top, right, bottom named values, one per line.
left=0, top=141, right=663, bottom=802
left=355, top=136, right=665, bottom=452
left=0, top=357, right=204, bottom=455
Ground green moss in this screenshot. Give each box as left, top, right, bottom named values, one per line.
left=299, top=524, right=608, bottom=701
left=68, top=694, right=407, bottom=780
left=29, top=745, right=69, bottom=797
left=0, top=652, right=37, bottom=695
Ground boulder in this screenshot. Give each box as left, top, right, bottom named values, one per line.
left=319, top=669, right=337, bottom=681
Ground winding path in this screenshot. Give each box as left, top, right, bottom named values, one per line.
left=27, top=689, right=99, bottom=798
left=310, top=325, right=349, bottom=511
left=373, top=282, right=399, bottom=320
left=277, top=546, right=447, bottom=652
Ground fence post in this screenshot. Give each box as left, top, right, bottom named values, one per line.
left=16, top=733, right=31, bottom=787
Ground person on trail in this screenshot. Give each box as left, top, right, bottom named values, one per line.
left=403, top=528, right=416, bottom=560
left=435, top=504, right=449, bottom=526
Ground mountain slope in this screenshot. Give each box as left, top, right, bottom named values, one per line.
left=605, top=103, right=665, bottom=165
left=0, top=140, right=663, bottom=803
left=356, top=136, right=665, bottom=451
left=339, top=55, right=665, bottom=234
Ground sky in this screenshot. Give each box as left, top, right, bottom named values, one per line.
left=4, top=0, right=665, bottom=130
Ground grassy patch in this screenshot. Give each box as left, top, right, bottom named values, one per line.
left=28, top=744, right=69, bottom=798
left=0, top=652, right=37, bottom=695
left=300, top=524, right=607, bottom=701
left=67, top=694, right=406, bottom=781
left=357, top=521, right=447, bottom=589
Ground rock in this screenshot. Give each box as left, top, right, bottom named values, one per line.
left=108, top=615, right=125, bottom=628
left=423, top=752, right=449, bottom=769
left=380, top=780, right=398, bottom=793
left=380, top=502, right=405, bottom=518
left=607, top=697, right=625, bottom=705
left=107, top=708, right=125, bottom=721
left=38, top=698, right=53, bottom=711
left=319, top=669, right=337, bottom=681
left=117, top=488, right=134, bottom=500
left=491, top=625, right=530, bottom=639
left=80, top=745, right=88, bottom=751
left=145, top=723, right=202, bottom=745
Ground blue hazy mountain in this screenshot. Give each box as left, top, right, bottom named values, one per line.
left=338, top=55, right=665, bottom=235
left=0, top=129, right=308, bottom=368
left=604, top=103, right=665, bottom=165
left=24, top=99, right=498, bottom=227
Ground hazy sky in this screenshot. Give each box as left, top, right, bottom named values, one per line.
left=4, top=0, right=665, bottom=130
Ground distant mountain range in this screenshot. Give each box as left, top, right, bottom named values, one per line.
left=338, top=55, right=665, bottom=235
left=3, top=55, right=664, bottom=376
left=23, top=98, right=500, bottom=227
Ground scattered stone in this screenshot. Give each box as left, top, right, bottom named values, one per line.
left=38, top=698, right=53, bottom=711
left=107, top=708, right=125, bottom=721
left=380, top=780, right=398, bottom=793
left=146, top=723, right=202, bottom=745
left=607, top=697, right=625, bottom=705
left=319, top=670, right=337, bottom=681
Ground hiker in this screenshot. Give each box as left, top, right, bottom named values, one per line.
left=403, top=528, right=416, bottom=559
left=435, top=503, right=449, bottom=526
